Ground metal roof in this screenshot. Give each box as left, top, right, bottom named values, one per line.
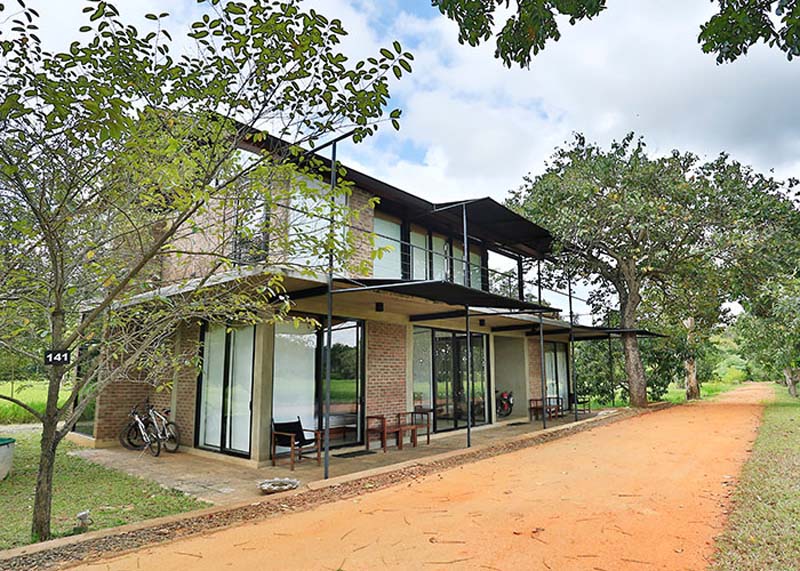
left=331, top=278, right=554, bottom=312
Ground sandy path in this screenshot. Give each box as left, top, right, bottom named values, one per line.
left=73, top=383, right=771, bottom=571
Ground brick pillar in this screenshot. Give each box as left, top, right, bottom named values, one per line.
left=365, top=321, right=408, bottom=418
left=528, top=336, right=544, bottom=400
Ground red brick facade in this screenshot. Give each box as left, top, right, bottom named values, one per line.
left=349, top=186, right=375, bottom=277
left=365, top=321, right=408, bottom=418
left=92, top=321, right=201, bottom=445
left=527, top=336, right=544, bottom=400
left=172, top=322, right=200, bottom=446
left=93, top=380, right=152, bottom=442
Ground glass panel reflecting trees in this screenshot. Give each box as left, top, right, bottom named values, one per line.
left=414, top=326, right=489, bottom=432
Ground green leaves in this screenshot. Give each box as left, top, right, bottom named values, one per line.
left=434, top=0, right=800, bottom=67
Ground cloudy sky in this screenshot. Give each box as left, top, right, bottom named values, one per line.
left=24, top=0, right=799, bottom=319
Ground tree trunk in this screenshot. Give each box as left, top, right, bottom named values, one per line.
left=31, top=417, right=58, bottom=541
left=618, top=278, right=647, bottom=408
left=685, top=356, right=700, bottom=400
left=622, top=333, right=648, bottom=407
left=784, top=368, right=798, bottom=398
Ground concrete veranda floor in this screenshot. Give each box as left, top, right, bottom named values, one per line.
left=71, top=412, right=601, bottom=505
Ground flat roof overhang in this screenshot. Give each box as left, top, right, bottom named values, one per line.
left=279, top=276, right=563, bottom=331
left=517, top=323, right=666, bottom=340
left=427, top=198, right=553, bottom=259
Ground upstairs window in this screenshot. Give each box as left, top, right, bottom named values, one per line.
left=373, top=216, right=402, bottom=278
left=410, top=229, right=429, bottom=280
left=431, top=235, right=450, bottom=281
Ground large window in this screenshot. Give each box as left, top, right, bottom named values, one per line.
left=373, top=217, right=402, bottom=278
left=272, top=319, right=365, bottom=448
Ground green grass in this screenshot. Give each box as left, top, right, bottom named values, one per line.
left=661, top=381, right=740, bottom=404
left=0, top=431, right=208, bottom=549
left=329, top=378, right=357, bottom=403
left=712, top=385, right=800, bottom=571
left=0, top=382, right=71, bottom=424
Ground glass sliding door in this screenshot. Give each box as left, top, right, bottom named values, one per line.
left=198, top=325, right=226, bottom=450
left=272, top=319, right=366, bottom=449
left=556, top=343, right=570, bottom=410
left=225, top=326, right=254, bottom=454
left=418, top=327, right=490, bottom=432
left=273, top=322, right=318, bottom=430
left=544, top=342, right=570, bottom=410
left=544, top=343, right=558, bottom=402
left=433, top=330, right=457, bottom=431
left=197, top=323, right=254, bottom=457
left=327, top=321, right=363, bottom=446
left=470, top=334, right=488, bottom=424
left=412, top=328, right=433, bottom=409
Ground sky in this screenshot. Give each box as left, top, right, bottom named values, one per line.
left=22, top=0, right=799, bottom=321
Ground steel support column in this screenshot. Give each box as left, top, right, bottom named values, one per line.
left=567, top=261, right=578, bottom=422
left=537, top=259, right=547, bottom=429
left=323, top=141, right=337, bottom=479
left=463, top=204, right=472, bottom=448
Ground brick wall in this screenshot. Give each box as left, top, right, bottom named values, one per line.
left=94, top=380, right=152, bottom=442
left=365, top=321, right=407, bottom=418
left=527, top=336, right=544, bottom=400
left=172, top=321, right=201, bottom=446
left=92, top=321, right=201, bottom=445
left=349, top=186, right=374, bottom=277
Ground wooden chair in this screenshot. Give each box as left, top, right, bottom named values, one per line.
left=576, top=397, right=591, bottom=414
left=366, top=415, right=417, bottom=452
left=529, top=397, right=560, bottom=420
left=271, top=417, right=321, bottom=471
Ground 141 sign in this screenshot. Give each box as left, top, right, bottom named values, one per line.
left=44, top=350, right=71, bottom=366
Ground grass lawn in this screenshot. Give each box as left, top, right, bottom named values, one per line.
left=0, top=382, right=71, bottom=424
left=662, top=380, right=740, bottom=404
left=712, top=385, right=800, bottom=571
left=0, top=431, right=208, bottom=550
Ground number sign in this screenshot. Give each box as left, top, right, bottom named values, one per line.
left=44, top=350, right=71, bottom=366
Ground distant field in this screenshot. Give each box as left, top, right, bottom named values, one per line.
left=0, top=382, right=70, bottom=424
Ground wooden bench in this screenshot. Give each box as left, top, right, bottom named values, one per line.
left=529, top=397, right=562, bottom=420
left=397, top=410, right=432, bottom=445
left=365, top=415, right=418, bottom=453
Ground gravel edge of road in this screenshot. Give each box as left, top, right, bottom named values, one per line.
left=1, top=406, right=661, bottom=571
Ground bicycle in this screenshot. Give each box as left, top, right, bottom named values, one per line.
left=147, top=404, right=181, bottom=453
left=118, top=404, right=161, bottom=457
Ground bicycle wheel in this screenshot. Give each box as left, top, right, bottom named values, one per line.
left=163, top=421, right=181, bottom=453
left=118, top=422, right=138, bottom=450
left=145, top=427, right=161, bottom=457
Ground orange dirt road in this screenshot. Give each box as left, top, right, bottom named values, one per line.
left=72, top=383, right=771, bottom=571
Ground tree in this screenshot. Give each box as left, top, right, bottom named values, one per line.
left=736, top=279, right=800, bottom=396
left=432, top=0, right=800, bottom=67
left=510, top=134, right=785, bottom=407
left=641, top=262, right=728, bottom=400
left=0, top=0, right=412, bottom=541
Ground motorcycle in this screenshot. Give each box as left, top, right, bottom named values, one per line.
left=495, top=390, right=514, bottom=418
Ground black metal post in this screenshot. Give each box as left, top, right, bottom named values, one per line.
left=567, top=261, right=578, bottom=422
left=537, top=259, right=547, bottom=429
left=608, top=315, right=615, bottom=407
left=323, top=141, right=337, bottom=479
left=462, top=204, right=472, bottom=447
left=517, top=257, right=524, bottom=301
